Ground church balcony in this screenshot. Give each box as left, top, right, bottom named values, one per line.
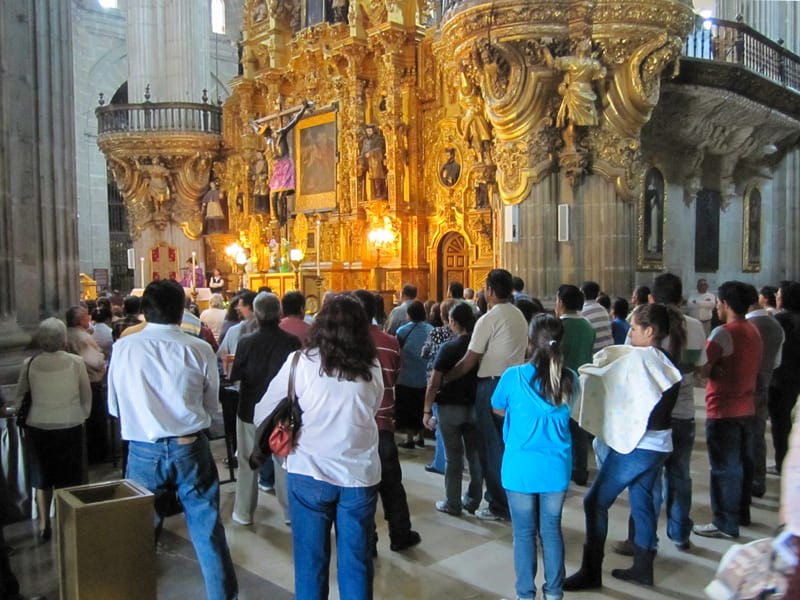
left=96, top=101, right=223, bottom=137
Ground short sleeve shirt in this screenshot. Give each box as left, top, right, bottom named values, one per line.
left=468, top=302, right=528, bottom=378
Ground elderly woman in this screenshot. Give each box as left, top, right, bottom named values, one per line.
left=255, top=294, right=383, bottom=600
left=14, top=318, right=91, bottom=542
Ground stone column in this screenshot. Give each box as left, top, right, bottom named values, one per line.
left=0, top=0, right=79, bottom=383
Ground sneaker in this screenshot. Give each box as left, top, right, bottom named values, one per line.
left=390, top=530, right=422, bottom=552
left=674, top=539, right=691, bottom=551
left=435, top=500, right=462, bottom=516
left=398, top=440, right=416, bottom=449
left=474, top=507, right=507, bottom=521
left=461, top=495, right=479, bottom=514
left=231, top=512, right=253, bottom=526
left=258, top=482, right=275, bottom=493
left=693, top=523, right=736, bottom=539
left=424, top=464, right=444, bottom=474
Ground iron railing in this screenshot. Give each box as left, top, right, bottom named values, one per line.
left=683, top=17, right=800, bottom=93
left=96, top=102, right=222, bottom=135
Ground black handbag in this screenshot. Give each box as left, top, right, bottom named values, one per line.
left=248, top=351, right=302, bottom=469
left=15, top=355, right=37, bottom=429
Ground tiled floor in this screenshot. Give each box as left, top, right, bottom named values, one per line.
left=7, top=387, right=784, bottom=599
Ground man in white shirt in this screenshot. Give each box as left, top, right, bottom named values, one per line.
left=580, top=281, right=614, bottom=352
left=384, top=284, right=417, bottom=335
left=444, top=269, right=528, bottom=520
left=108, top=279, right=238, bottom=600
left=686, top=278, right=717, bottom=336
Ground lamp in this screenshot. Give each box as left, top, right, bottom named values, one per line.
left=290, top=248, right=304, bottom=290
left=367, top=224, right=396, bottom=268
left=225, top=242, right=247, bottom=290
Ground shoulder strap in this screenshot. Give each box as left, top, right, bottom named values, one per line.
left=287, top=351, right=301, bottom=403
left=398, top=322, right=419, bottom=347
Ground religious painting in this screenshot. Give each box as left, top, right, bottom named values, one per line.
left=637, top=167, right=665, bottom=270
left=295, top=110, right=337, bottom=212
left=743, top=184, right=762, bottom=272
left=695, top=189, right=721, bottom=272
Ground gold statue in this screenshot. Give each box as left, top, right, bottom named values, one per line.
left=457, top=61, right=492, bottom=163
left=546, top=39, right=607, bottom=129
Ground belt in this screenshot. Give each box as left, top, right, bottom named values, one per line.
left=155, top=432, right=203, bottom=444
left=477, top=375, right=501, bottom=381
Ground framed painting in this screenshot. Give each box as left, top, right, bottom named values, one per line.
left=295, top=110, right=337, bottom=212
left=743, top=184, right=762, bottom=272
left=695, top=189, right=721, bottom=272
left=637, top=167, right=665, bottom=271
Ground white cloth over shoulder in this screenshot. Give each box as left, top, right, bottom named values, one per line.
left=574, top=345, right=682, bottom=454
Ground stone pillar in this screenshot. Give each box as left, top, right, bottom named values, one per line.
left=0, top=0, right=79, bottom=383
left=127, top=0, right=211, bottom=102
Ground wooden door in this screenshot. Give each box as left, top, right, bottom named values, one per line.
left=437, top=233, right=469, bottom=300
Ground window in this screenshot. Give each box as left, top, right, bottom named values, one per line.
left=211, top=0, right=226, bottom=34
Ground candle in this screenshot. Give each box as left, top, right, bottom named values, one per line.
left=191, top=252, right=197, bottom=290
left=315, top=218, right=321, bottom=277
left=140, top=256, right=145, bottom=288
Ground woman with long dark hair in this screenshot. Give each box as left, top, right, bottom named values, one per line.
left=255, top=294, right=383, bottom=600
left=565, top=303, right=684, bottom=590
left=490, top=314, right=578, bottom=600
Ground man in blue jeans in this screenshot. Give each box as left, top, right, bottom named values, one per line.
left=443, top=269, right=527, bottom=520
left=108, top=279, right=238, bottom=600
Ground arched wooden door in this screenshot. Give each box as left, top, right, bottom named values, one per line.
left=437, top=232, right=469, bottom=300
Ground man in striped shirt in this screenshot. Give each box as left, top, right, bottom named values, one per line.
left=581, top=281, right=614, bottom=352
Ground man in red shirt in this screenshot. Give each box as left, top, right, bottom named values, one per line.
left=278, top=291, right=311, bottom=346
left=694, top=281, right=763, bottom=539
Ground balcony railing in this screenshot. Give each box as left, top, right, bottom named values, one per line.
left=96, top=102, right=222, bottom=135
left=683, top=17, right=800, bottom=93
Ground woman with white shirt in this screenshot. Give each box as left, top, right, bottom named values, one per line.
left=255, top=294, right=383, bottom=600
left=13, top=318, right=91, bottom=542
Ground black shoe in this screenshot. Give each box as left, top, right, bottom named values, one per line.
left=611, top=545, right=655, bottom=586
left=223, top=456, right=238, bottom=468
left=415, top=438, right=425, bottom=448
left=390, top=530, right=421, bottom=552
left=39, top=526, right=52, bottom=543
left=398, top=441, right=416, bottom=449
left=564, top=544, right=603, bottom=591
left=752, top=486, right=766, bottom=498
left=572, top=472, right=588, bottom=486
left=424, top=464, right=444, bottom=474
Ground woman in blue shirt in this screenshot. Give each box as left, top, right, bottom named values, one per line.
left=492, top=314, right=578, bottom=600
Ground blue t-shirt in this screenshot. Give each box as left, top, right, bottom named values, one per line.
left=611, top=317, right=630, bottom=345
left=491, top=362, right=577, bottom=494
left=396, top=321, right=433, bottom=388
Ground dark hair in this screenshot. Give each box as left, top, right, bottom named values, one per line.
left=401, top=284, right=418, bottom=300
left=476, top=290, right=487, bottom=314
left=487, top=269, right=514, bottom=300
left=779, top=281, right=800, bottom=312
left=97, top=297, right=112, bottom=311
left=92, top=306, right=112, bottom=323
left=581, top=281, right=600, bottom=300
left=651, top=273, right=682, bottom=305
left=123, top=295, right=142, bottom=316
left=632, top=303, right=686, bottom=360
left=65, top=306, right=86, bottom=328
left=515, top=298, right=540, bottom=323
left=282, top=291, right=305, bottom=317
left=352, top=289, right=376, bottom=321
left=632, top=285, right=651, bottom=306
left=225, top=294, right=242, bottom=322
left=612, top=297, right=630, bottom=319
left=307, top=294, right=377, bottom=381
left=596, top=293, right=611, bottom=311
left=717, top=281, right=754, bottom=316
left=428, top=303, right=443, bottom=327
left=759, top=286, right=777, bottom=308
left=373, top=293, right=386, bottom=325
left=449, top=302, right=476, bottom=333
left=448, top=281, right=464, bottom=299
left=557, top=284, right=584, bottom=311
left=142, top=279, right=185, bottom=324
left=238, top=291, right=257, bottom=309
left=257, top=285, right=273, bottom=293
left=512, top=276, right=525, bottom=293
left=406, top=300, right=427, bottom=323
left=528, top=314, right=576, bottom=406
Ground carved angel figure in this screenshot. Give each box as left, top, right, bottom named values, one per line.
left=546, top=39, right=606, bottom=128
left=457, top=61, right=492, bottom=162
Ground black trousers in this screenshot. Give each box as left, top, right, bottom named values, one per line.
left=376, top=430, right=413, bottom=541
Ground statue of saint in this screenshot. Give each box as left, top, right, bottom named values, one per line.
left=254, top=101, right=313, bottom=226
left=359, top=124, right=388, bottom=200
left=546, top=39, right=607, bottom=129
left=251, top=151, right=270, bottom=214
left=457, top=61, right=492, bottom=162
left=202, top=181, right=226, bottom=234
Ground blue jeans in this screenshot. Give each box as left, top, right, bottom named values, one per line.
left=475, top=377, right=509, bottom=518
left=584, top=444, right=668, bottom=551
left=438, top=403, right=483, bottom=509
left=127, top=437, right=238, bottom=600
left=430, top=404, right=447, bottom=472
left=663, top=418, right=695, bottom=544
left=507, top=490, right=566, bottom=600
left=288, top=473, right=379, bottom=600
left=706, top=417, right=755, bottom=536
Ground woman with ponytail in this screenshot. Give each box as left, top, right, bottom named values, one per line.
left=564, top=302, right=683, bottom=591
left=491, top=313, right=578, bottom=600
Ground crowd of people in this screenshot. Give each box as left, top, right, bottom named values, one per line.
left=2, top=270, right=800, bottom=600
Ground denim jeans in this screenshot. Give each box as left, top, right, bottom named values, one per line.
left=127, top=436, right=238, bottom=600
left=377, top=429, right=413, bottom=541
left=663, top=418, right=695, bottom=544
left=584, top=444, right=668, bottom=551
left=430, top=404, right=447, bottom=472
left=706, top=417, right=755, bottom=536
left=507, top=490, right=566, bottom=600
left=259, top=456, right=275, bottom=487
left=475, top=377, right=509, bottom=518
left=438, top=403, right=483, bottom=510
left=288, top=473, right=379, bottom=600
